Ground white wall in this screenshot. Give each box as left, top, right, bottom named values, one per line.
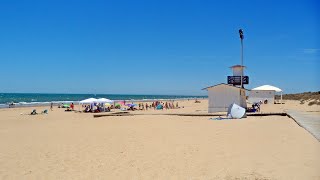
left=248, top=90, right=275, bottom=104
left=208, top=85, right=247, bottom=113
left=240, top=88, right=247, bottom=108
left=232, top=67, right=243, bottom=76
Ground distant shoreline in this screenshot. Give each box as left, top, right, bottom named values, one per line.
left=0, top=97, right=208, bottom=109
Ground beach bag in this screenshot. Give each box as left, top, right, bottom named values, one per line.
left=156, top=104, right=163, bottom=110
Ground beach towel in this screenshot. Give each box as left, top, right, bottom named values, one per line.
left=62, top=104, right=70, bottom=108
left=209, top=116, right=231, bottom=120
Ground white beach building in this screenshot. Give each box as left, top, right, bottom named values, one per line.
left=202, top=83, right=247, bottom=113
left=248, top=85, right=283, bottom=104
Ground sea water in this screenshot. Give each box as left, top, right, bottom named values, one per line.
left=0, top=93, right=207, bottom=108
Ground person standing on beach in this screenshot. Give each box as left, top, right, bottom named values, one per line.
left=70, top=103, right=74, bottom=110
left=50, top=102, right=53, bottom=111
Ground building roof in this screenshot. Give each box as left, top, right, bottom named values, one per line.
left=229, top=65, right=246, bottom=68
left=251, top=85, right=282, bottom=92
left=202, top=83, right=250, bottom=91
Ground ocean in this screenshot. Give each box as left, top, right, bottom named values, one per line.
left=0, top=93, right=207, bottom=108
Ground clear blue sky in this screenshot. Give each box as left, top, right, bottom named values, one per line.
left=0, top=0, right=319, bottom=95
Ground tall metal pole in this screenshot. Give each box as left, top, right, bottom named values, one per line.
left=239, top=29, right=244, bottom=88
left=240, top=37, right=243, bottom=88
left=238, top=29, right=244, bottom=107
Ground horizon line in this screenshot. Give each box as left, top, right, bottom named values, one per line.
left=0, top=92, right=207, bottom=97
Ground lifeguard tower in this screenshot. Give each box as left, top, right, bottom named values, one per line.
left=202, top=29, right=249, bottom=113
left=227, top=65, right=248, bottom=108
left=227, top=65, right=249, bottom=88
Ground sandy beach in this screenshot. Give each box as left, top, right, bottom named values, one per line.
left=0, top=99, right=319, bottom=179
left=1, top=0, right=319, bottom=179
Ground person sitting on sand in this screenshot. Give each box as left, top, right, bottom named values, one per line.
left=30, top=109, right=37, bottom=115
left=165, top=102, right=168, bottom=110
left=252, top=103, right=260, bottom=112
left=84, top=106, right=91, bottom=113
left=128, top=106, right=134, bottom=111
left=65, top=107, right=72, bottom=112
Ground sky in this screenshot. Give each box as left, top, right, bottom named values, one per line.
left=0, top=0, right=319, bottom=95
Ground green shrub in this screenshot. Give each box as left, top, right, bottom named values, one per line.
left=308, top=100, right=318, bottom=106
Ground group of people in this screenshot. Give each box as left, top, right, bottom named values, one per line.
left=247, top=102, right=261, bottom=112
left=137, top=101, right=179, bottom=110
left=30, top=109, right=48, bottom=115
left=55, top=102, right=75, bottom=111
left=50, top=100, right=181, bottom=113
left=83, top=103, right=111, bottom=113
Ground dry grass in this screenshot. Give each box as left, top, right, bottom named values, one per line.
left=275, top=91, right=320, bottom=101
left=308, top=100, right=320, bottom=106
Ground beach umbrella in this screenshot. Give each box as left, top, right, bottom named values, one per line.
left=63, top=104, right=70, bottom=108
left=118, top=101, right=125, bottom=105
left=126, top=104, right=137, bottom=107
left=227, top=103, right=246, bottom=119
left=105, top=103, right=111, bottom=107
left=79, top=98, right=98, bottom=104
left=96, top=98, right=114, bottom=103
